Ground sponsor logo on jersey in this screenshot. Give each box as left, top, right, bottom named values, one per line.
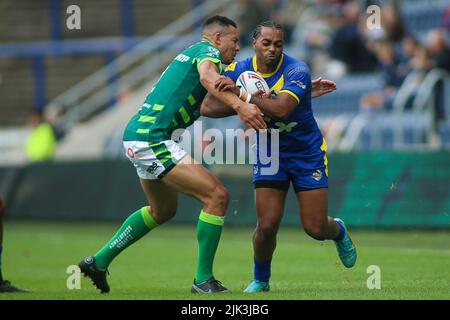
left=174, top=53, right=190, bottom=63
left=208, top=46, right=220, bottom=56
left=274, top=121, right=298, bottom=133
left=287, top=66, right=308, bottom=77
left=126, top=147, right=135, bottom=158
left=291, top=80, right=306, bottom=89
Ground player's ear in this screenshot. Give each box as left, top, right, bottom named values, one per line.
left=214, top=32, right=222, bottom=45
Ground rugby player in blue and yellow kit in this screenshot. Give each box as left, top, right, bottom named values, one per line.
left=78, top=16, right=266, bottom=294
left=201, top=21, right=357, bottom=292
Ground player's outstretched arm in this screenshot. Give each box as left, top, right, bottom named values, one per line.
left=312, top=77, right=336, bottom=98
left=199, top=61, right=266, bottom=129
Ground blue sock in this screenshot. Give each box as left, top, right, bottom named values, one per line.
left=334, top=221, right=346, bottom=241
left=254, top=257, right=271, bottom=283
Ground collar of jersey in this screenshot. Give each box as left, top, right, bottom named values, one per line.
left=200, top=39, right=218, bottom=49
left=252, top=54, right=284, bottom=78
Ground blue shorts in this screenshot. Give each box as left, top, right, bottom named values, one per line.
left=253, top=152, right=328, bottom=192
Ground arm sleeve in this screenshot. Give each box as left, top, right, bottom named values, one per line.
left=195, top=45, right=223, bottom=73
left=279, top=63, right=311, bottom=104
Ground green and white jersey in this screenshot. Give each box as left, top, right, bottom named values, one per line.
left=123, top=41, right=223, bottom=142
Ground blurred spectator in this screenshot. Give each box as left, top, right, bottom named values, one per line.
left=359, top=35, right=436, bottom=113
left=401, top=36, right=419, bottom=63
left=360, top=40, right=409, bottom=112
left=329, top=2, right=378, bottom=74
left=443, top=7, right=450, bottom=32
left=236, top=0, right=297, bottom=47
left=377, top=41, right=406, bottom=87
left=25, top=111, right=57, bottom=162
left=410, top=45, right=433, bottom=72
left=426, top=29, right=450, bottom=122
left=426, top=29, right=450, bottom=72
left=236, top=0, right=271, bottom=46
left=290, top=5, right=335, bottom=75
left=380, top=2, right=406, bottom=43
left=361, top=1, right=407, bottom=54
left=263, top=0, right=295, bottom=44
left=395, top=35, right=418, bottom=76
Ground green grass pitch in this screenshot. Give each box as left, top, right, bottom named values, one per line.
left=1, top=221, right=449, bottom=300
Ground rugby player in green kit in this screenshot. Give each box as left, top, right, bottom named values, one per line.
left=78, top=16, right=266, bottom=294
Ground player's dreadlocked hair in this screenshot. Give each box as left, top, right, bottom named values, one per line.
left=252, top=21, right=285, bottom=40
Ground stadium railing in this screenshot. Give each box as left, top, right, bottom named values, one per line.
left=336, top=68, right=450, bottom=151
left=313, top=73, right=381, bottom=116
left=45, top=0, right=238, bottom=133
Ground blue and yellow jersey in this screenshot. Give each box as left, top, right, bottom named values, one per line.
left=224, top=53, right=325, bottom=156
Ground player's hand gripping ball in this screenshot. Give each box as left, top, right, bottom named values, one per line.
left=236, top=71, right=270, bottom=95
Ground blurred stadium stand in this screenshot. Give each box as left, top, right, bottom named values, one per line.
left=0, top=0, right=449, bottom=227
left=310, top=73, right=381, bottom=116
left=401, top=0, right=449, bottom=39
left=0, top=0, right=192, bottom=125
left=293, top=0, right=450, bottom=152
left=0, top=0, right=234, bottom=163
left=1, top=0, right=449, bottom=162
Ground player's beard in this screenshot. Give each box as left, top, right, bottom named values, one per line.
left=265, top=54, right=279, bottom=69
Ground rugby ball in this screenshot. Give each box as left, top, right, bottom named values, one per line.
left=236, top=71, right=270, bottom=95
